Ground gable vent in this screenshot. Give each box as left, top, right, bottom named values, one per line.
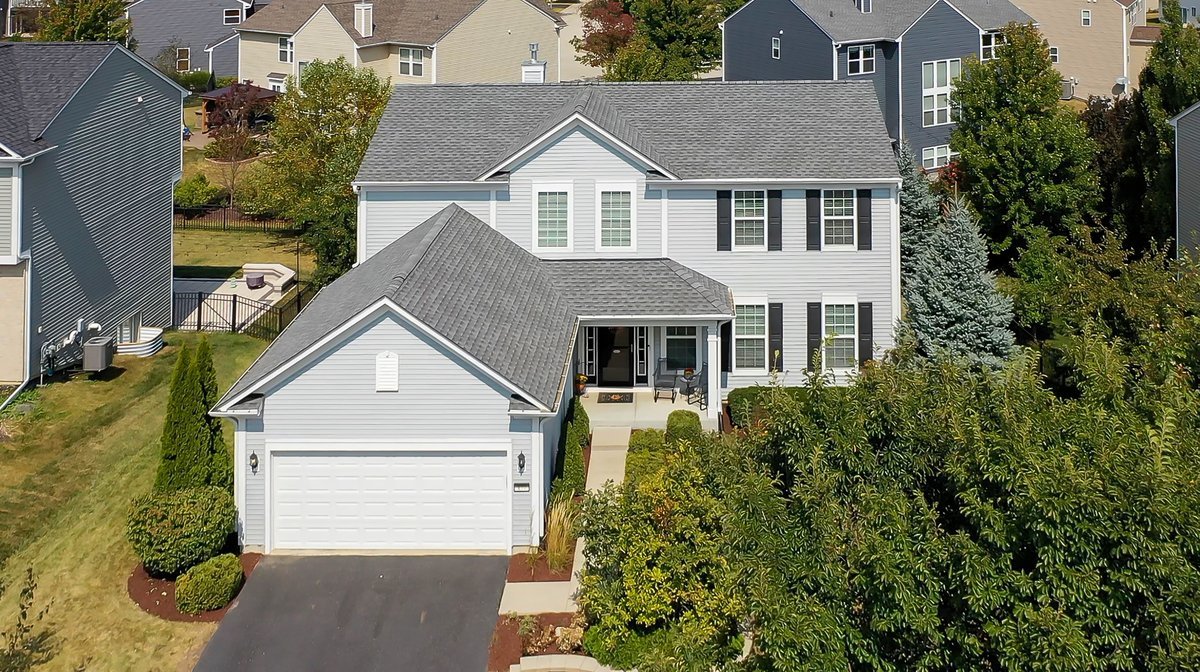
left=354, top=1, right=373, bottom=38
left=375, top=351, right=398, bottom=392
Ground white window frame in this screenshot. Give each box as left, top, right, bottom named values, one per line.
left=661, top=326, right=701, bottom=373
left=175, top=47, right=190, bottom=72
left=595, top=183, right=637, bottom=251
left=771, top=37, right=780, bottom=60
left=1081, top=9, right=1092, bottom=26
left=732, top=300, right=769, bottom=375
left=532, top=183, right=573, bottom=253
left=981, top=31, right=1004, bottom=61
left=921, top=145, right=959, bottom=170
left=1049, top=46, right=1060, bottom=64
left=822, top=295, right=858, bottom=372
left=922, top=58, right=961, bottom=127
left=731, top=189, right=767, bottom=251
left=268, top=77, right=285, bottom=92
left=398, top=47, right=424, bottom=77
left=821, top=189, right=856, bottom=249
left=278, top=37, right=293, bottom=63
left=847, top=44, right=875, bottom=75
left=223, top=7, right=242, bottom=25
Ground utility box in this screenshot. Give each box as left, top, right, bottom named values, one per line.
left=83, top=336, right=115, bottom=372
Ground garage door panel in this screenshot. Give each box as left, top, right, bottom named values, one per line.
left=270, top=448, right=509, bottom=551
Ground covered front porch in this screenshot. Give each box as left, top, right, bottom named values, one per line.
left=578, top=388, right=719, bottom=431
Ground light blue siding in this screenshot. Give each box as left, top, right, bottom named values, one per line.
left=362, top=190, right=492, bottom=258
left=1177, top=110, right=1200, bottom=254
left=24, top=48, right=179, bottom=379
left=900, top=0, right=980, bottom=155
left=242, top=419, right=266, bottom=546
left=0, top=168, right=11, bottom=257
left=510, top=419, right=532, bottom=546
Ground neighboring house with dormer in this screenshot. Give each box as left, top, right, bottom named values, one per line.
left=0, top=42, right=184, bottom=389
left=1010, top=0, right=1151, bottom=99
left=722, top=0, right=1031, bottom=171
left=235, top=0, right=565, bottom=91
left=127, top=0, right=272, bottom=78
left=211, top=80, right=901, bottom=553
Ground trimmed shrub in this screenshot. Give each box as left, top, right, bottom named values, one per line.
left=570, top=396, right=590, bottom=438
left=173, top=174, right=225, bottom=209
left=562, top=431, right=587, bottom=497
left=625, top=429, right=667, bottom=483
left=727, top=386, right=809, bottom=427
left=665, top=410, right=703, bottom=447
left=583, top=626, right=675, bottom=670
left=126, top=486, right=236, bottom=577
left=628, top=428, right=666, bottom=454
left=175, top=553, right=244, bottom=614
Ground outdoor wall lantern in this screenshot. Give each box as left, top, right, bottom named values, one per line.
left=249, top=451, right=259, bottom=474
left=518, top=451, right=526, bottom=474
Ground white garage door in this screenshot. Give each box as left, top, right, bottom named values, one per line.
left=270, top=448, right=509, bottom=551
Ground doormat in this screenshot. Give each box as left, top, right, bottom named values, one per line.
left=597, top=392, right=633, bottom=404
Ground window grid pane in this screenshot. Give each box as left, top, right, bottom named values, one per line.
left=823, top=190, right=855, bottom=246
left=538, top=192, right=568, bottom=248
left=922, top=59, right=960, bottom=127
left=666, top=338, right=698, bottom=370
left=733, top=190, right=765, bottom=247
left=735, top=306, right=765, bottom=336
left=600, top=191, right=632, bottom=247
left=825, top=304, right=856, bottom=369
left=735, top=340, right=766, bottom=369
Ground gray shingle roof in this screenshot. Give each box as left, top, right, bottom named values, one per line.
left=787, top=0, right=1030, bottom=42
left=217, top=207, right=736, bottom=413
left=543, top=260, right=734, bottom=318
left=356, top=80, right=899, bottom=184
left=0, top=42, right=117, bottom=157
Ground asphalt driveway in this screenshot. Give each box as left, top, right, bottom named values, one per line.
left=193, top=555, right=508, bottom=672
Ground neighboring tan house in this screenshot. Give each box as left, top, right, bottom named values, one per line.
left=212, top=80, right=901, bottom=553
left=236, top=0, right=565, bottom=91
left=722, top=0, right=1031, bottom=171
left=0, top=42, right=185, bottom=389
left=1172, top=99, right=1200, bottom=254
left=126, top=0, right=273, bottom=78
left=1010, top=0, right=1150, bottom=99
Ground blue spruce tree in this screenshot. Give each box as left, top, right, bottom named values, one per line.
left=898, top=142, right=942, bottom=284
left=902, top=198, right=1015, bottom=369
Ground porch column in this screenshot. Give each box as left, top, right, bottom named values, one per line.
left=707, top=325, right=720, bottom=420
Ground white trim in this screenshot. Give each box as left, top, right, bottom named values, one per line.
left=577, top=313, right=733, bottom=321
left=594, top=182, right=637, bottom=252
left=234, top=419, right=246, bottom=546
left=832, top=42, right=838, bottom=79
left=206, top=31, right=240, bottom=53
left=353, top=181, right=503, bottom=189
left=532, top=418, right=544, bottom=544
left=821, top=294, right=859, bottom=373
left=489, top=189, right=498, bottom=228
left=22, top=252, right=31, bottom=382
left=846, top=44, right=876, bottom=75
left=479, top=114, right=680, bottom=181
left=659, top=325, right=702, bottom=372
left=532, top=182, right=574, bottom=254
left=897, top=35, right=904, bottom=142
left=397, top=46, right=425, bottom=78
left=890, top=185, right=900, bottom=329
left=920, top=57, right=961, bottom=128
left=430, top=45, right=438, bottom=84
left=8, top=164, right=19, bottom=259
left=903, top=0, right=982, bottom=38
left=1081, top=9, right=1092, bottom=26
left=660, top=188, right=669, bottom=256
left=820, top=188, right=857, bottom=250
left=356, top=189, right=367, bottom=264
left=771, top=36, right=781, bottom=60
left=730, top=188, right=768, bottom=251
left=731, top=298, right=769, bottom=376
left=645, top=177, right=902, bottom=186
left=215, top=298, right=554, bottom=413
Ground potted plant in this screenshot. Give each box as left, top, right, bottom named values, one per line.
left=574, top=373, right=588, bottom=396
left=683, top=367, right=695, bottom=379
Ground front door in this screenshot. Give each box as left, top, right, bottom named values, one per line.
left=597, top=326, right=634, bottom=387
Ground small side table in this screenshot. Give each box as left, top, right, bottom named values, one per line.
left=680, top=372, right=699, bottom=402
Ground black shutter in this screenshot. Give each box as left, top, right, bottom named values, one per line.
left=806, top=302, right=822, bottom=371
left=858, top=302, right=873, bottom=365
left=857, top=189, right=872, bottom=250
left=767, top=190, right=783, bottom=251
left=717, top=190, right=732, bottom=251
left=720, top=321, right=732, bottom=372
left=768, top=303, right=783, bottom=371
left=806, top=190, right=821, bottom=251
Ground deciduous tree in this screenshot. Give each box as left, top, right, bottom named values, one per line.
left=205, top=83, right=270, bottom=211
left=36, top=0, right=129, bottom=42
left=571, top=0, right=635, bottom=69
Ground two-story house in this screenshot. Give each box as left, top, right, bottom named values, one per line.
left=722, top=0, right=1030, bottom=171
left=127, top=0, right=272, bottom=79
left=236, top=0, right=565, bottom=91
left=1172, top=99, right=1200, bottom=255
left=1010, top=0, right=1151, bottom=99
left=211, top=80, right=901, bottom=554
left=0, top=42, right=184, bottom=392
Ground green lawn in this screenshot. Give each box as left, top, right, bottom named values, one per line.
left=175, top=228, right=316, bottom=280
left=0, top=333, right=267, bottom=671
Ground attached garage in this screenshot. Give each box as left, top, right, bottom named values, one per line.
left=267, top=444, right=511, bottom=552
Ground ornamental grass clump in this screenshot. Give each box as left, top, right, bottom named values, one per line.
left=544, top=492, right=579, bottom=573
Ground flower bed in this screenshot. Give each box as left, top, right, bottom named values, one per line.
left=127, top=552, right=261, bottom=622
left=488, top=612, right=583, bottom=671
left=506, top=549, right=576, bottom=583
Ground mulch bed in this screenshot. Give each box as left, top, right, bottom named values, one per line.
left=127, top=552, right=262, bottom=623
left=507, top=549, right=575, bottom=582
left=488, top=612, right=578, bottom=672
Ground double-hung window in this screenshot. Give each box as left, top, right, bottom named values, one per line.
left=771, top=37, right=780, bottom=60
left=175, top=47, right=190, bottom=72
left=824, top=303, right=856, bottom=369
left=223, top=8, right=242, bottom=25
left=598, top=186, right=634, bottom=249
left=732, top=190, right=766, bottom=249
left=921, top=145, right=958, bottom=170
left=665, top=326, right=698, bottom=371
left=535, top=186, right=571, bottom=250
left=847, top=45, right=875, bottom=75
left=278, top=37, right=293, bottom=63
left=399, top=48, right=423, bottom=76
left=1049, top=46, right=1060, bottom=64
left=922, top=58, right=960, bottom=127
left=1081, top=9, right=1092, bottom=26
left=981, top=31, right=1004, bottom=61
left=734, top=304, right=767, bottom=371
left=822, top=189, right=855, bottom=247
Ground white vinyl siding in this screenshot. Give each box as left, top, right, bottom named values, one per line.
left=361, top=191, right=492, bottom=259
left=0, top=168, right=12, bottom=258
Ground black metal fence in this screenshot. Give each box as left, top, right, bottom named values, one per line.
left=174, top=206, right=296, bottom=233
left=173, top=284, right=305, bottom=341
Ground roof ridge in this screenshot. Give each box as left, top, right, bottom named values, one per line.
left=385, top=204, right=461, bottom=295
left=661, top=258, right=726, bottom=312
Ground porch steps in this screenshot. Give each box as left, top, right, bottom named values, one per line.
left=508, top=654, right=621, bottom=671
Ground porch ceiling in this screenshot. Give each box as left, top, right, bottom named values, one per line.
left=542, top=259, right=734, bottom=319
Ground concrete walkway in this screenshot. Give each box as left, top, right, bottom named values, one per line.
left=497, top=426, right=630, bottom=615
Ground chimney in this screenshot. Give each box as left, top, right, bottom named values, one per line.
left=521, top=42, right=546, bottom=83
left=354, top=1, right=373, bottom=38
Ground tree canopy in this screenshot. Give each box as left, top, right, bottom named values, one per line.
left=36, top=0, right=130, bottom=42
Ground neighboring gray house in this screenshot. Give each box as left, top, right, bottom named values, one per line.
left=1173, top=100, right=1200, bottom=255
left=126, top=0, right=272, bottom=78
left=213, top=80, right=901, bottom=554
left=722, top=0, right=1030, bottom=171
left=0, top=42, right=185, bottom=388
left=1180, top=0, right=1200, bottom=26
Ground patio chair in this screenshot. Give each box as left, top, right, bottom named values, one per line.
left=688, top=364, right=708, bottom=410
left=653, top=358, right=677, bottom=402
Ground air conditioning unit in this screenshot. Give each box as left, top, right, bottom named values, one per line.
left=83, top=336, right=115, bottom=373
left=1060, top=78, right=1076, bottom=101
